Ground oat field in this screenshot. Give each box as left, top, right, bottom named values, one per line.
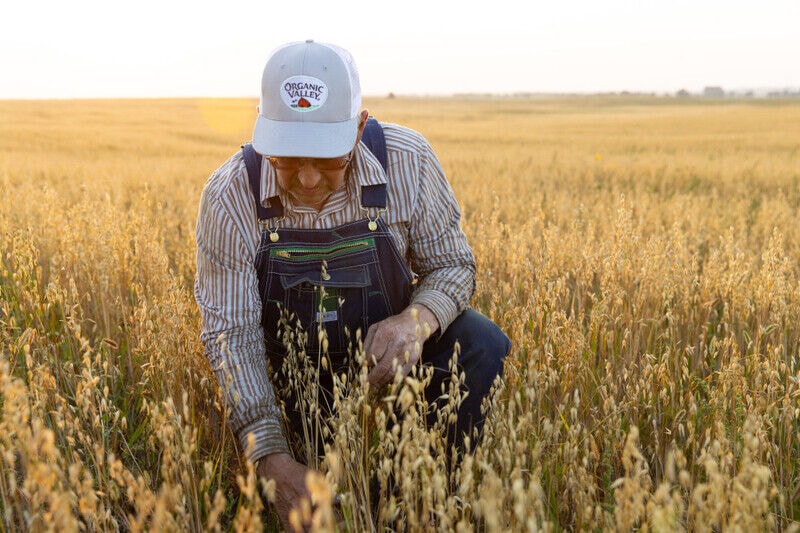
left=1, top=96, right=799, bottom=531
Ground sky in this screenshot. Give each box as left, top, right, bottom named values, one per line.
left=1, top=0, right=799, bottom=99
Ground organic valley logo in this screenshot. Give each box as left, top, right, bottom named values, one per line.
left=280, top=75, right=328, bottom=112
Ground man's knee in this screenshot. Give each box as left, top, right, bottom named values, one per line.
left=423, top=308, right=510, bottom=390
left=444, top=309, right=510, bottom=367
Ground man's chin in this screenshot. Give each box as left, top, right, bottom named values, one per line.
left=290, top=191, right=326, bottom=209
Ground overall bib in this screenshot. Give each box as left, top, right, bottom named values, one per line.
left=254, top=196, right=413, bottom=370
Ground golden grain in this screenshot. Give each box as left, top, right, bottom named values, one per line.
left=1, top=96, right=799, bottom=530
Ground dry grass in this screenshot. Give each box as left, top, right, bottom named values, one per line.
left=1, top=96, right=800, bottom=531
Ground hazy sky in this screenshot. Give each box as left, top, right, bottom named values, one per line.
left=1, top=0, right=798, bottom=99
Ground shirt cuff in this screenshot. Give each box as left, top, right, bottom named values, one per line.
left=238, top=418, right=292, bottom=464
left=411, top=289, right=459, bottom=333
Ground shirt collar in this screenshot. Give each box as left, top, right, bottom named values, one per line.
left=350, top=142, right=388, bottom=187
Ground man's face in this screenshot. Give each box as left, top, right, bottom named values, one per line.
left=270, top=155, right=350, bottom=210
left=270, top=110, right=370, bottom=211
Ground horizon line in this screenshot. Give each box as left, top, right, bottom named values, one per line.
left=3, top=88, right=800, bottom=102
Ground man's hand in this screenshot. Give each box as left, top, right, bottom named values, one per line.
left=364, top=304, right=440, bottom=387
left=257, top=452, right=312, bottom=530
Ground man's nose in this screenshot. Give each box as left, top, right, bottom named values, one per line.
left=296, top=165, right=323, bottom=188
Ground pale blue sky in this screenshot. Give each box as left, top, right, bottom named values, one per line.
left=1, top=0, right=798, bottom=98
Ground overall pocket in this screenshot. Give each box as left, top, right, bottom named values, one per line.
left=279, top=264, right=377, bottom=360
left=264, top=237, right=389, bottom=357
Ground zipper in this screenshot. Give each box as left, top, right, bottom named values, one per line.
left=271, top=238, right=374, bottom=260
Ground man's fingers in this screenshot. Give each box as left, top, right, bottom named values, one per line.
left=367, top=347, right=401, bottom=386
left=363, top=313, right=425, bottom=386
left=364, top=322, right=390, bottom=366
left=400, top=346, right=421, bottom=377
left=364, top=322, right=392, bottom=365
left=367, top=343, right=420, bottom=387
left=366, top=367, right=382, bottom=386
left=363, top=325, right=376, bottom=361
left=367, top=354, right=391, bottom=385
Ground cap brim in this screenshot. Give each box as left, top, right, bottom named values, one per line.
left=252, top=115, right=359, bottom=158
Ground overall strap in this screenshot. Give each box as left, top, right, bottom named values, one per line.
left=361, top=117, right=388, bottom=173
left=360, top=184, right=387, bottom=209
left=358, top=117, right=388, bottom=209
left=241, top=143, right=284, bottom=220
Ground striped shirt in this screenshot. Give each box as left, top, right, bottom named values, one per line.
left=194, top=122, right=476, bottom=462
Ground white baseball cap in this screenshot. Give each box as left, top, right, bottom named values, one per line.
left=252, top=40, right=362, bottom=158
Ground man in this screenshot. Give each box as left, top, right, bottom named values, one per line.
left=195, top=40, right=510, bottom=527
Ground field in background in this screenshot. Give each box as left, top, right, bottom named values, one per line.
left=1, top=96, right=799, bottom=531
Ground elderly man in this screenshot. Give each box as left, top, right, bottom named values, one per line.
left=195, top=40, right=510, bottom=526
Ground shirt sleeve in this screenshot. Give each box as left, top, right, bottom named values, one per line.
left=407, top=143, right=476, bottom=332
left=194, top=165, right=291, bottom=463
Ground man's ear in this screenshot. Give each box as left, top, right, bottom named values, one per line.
left=354, top=109, right=370, bottom=145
